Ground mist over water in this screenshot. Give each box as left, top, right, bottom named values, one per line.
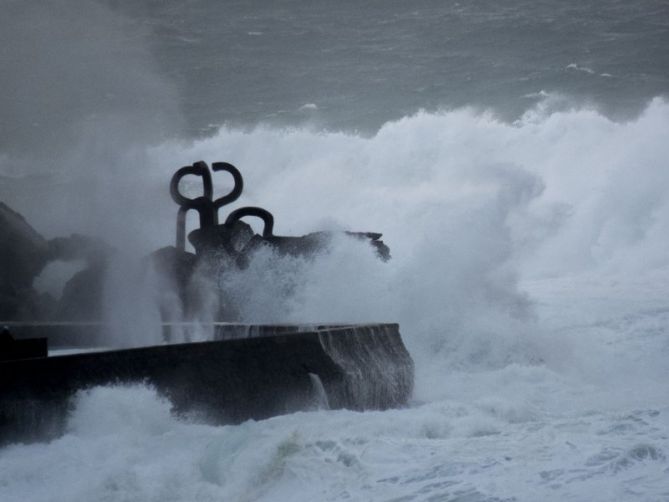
left=0, top=0, right=181, bottom=243
left=2, top=0, right=669, bottom=500
left=150, top=99, right=669, bottom=394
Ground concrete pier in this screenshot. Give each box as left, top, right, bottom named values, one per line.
left=0, top=323, right=413, bottom=444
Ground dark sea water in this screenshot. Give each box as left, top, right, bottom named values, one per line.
left=1, top=1, right=669, bottom=501
left=139, top=0, right=669, bottom=132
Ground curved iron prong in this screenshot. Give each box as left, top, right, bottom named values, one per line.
left=171, top=161, right=217, bottom=237
left=224, top=207, right=275, bottom=238
left=170, top=161, right=213, bottom=207
left=193, top=200, right=217, bottom=229
left=176, top=206, right=187, bottom=251
left=212, top=162, right=244, bottom=215
left=176, top=204, right=219, bottom=251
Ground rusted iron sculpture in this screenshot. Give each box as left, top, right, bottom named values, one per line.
left=170, top=160, right=390, bottom=261
left=170, top=161, right=245, bottom=252
left=0, top=165, right=413, bottom=444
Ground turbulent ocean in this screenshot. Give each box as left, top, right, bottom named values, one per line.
left=2, top=0, right=669, bottom=500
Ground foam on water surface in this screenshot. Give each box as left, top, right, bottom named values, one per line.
left=1, top=379, right=667, bottom=502
left=2, top=3, right=669, bottom=494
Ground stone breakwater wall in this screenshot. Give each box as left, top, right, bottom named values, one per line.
left=0, top=323, right=413, bottom=444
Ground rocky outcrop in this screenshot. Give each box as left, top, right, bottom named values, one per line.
left=0, top=201, right=114, bottom=321
left=47, top=233, right=112, bottom=265
left=49, top=234, right=115, bottom=321
left=0, top=202, right=50, bottom=319
left=55, top=264, right=107, bottom=320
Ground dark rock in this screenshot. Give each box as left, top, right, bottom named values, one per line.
left=147, top=246, right=198, bottom=325
left=0, top=202, right=117, bottom=321
left=48, top=236, right=115, bottom=321
left=0, top=202, right=49, bottom=289
left=55, top=264, right=107, bottom=320
left=0, top=202, right=49, bottom=319
left=47, top=233, right=113, bottom=266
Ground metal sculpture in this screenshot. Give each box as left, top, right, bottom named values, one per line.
left=170, top=161, right=248, bottom=251
left=224, top=207, right=274, bottom=237
left=170, top=160, right=390, bottom=261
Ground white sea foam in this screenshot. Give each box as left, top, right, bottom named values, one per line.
left=0, top=382, right=667, bottom=502
left=566, top=63, right=596, bottom=74
left=2, top=99, right=669, bottom=500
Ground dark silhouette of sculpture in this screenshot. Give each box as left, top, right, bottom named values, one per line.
left=170, top=161, right=245, bottom=251
left=169, top=160, right=390, bottom=261
left=225, top=207, right=274, bottom=237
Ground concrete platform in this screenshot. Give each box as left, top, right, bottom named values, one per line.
left=0, top=323, right=413, bottom=444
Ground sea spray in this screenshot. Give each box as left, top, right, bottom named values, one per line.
left=2, top=0, right=669, bottom=498
left=9, top=98, right=667, bottom=382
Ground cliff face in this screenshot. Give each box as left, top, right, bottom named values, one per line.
left=0, top=202, right=50, bottom=319
left=0, top=202, right=114, bottom=321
